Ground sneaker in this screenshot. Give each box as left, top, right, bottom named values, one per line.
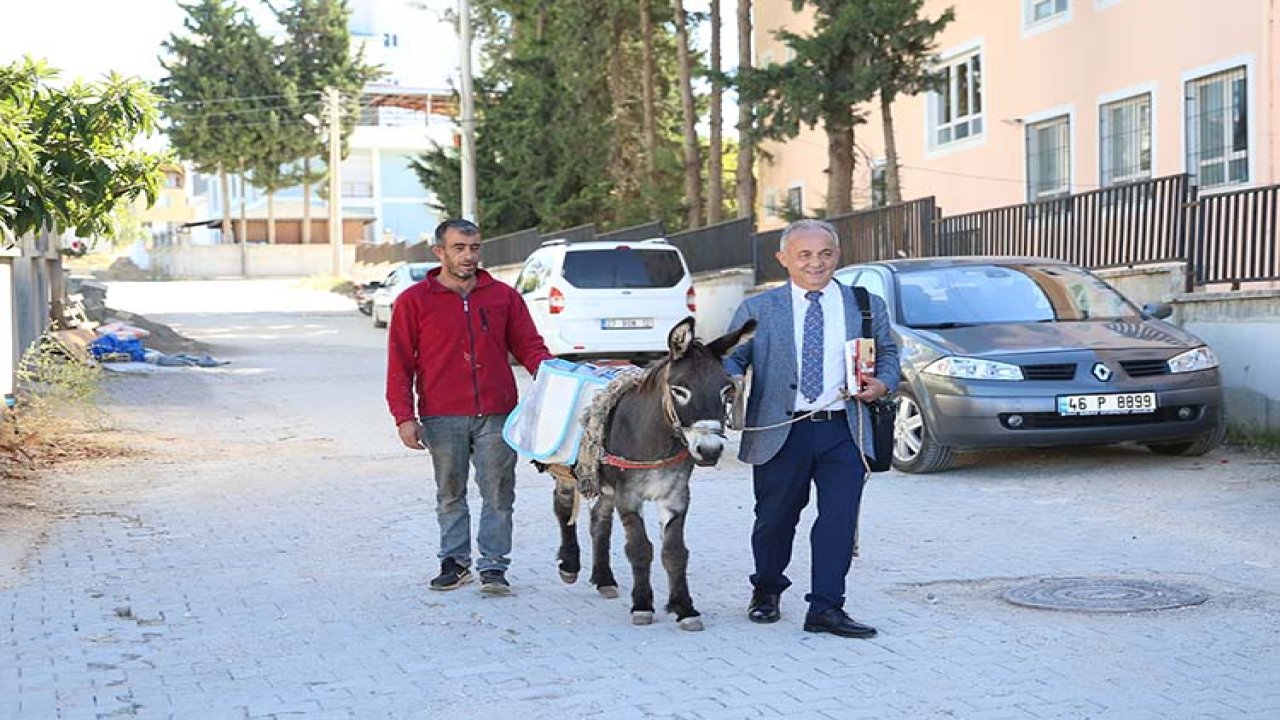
left=429, top=558, right=473, bottom=591
left=479, top=569, right=512, bottom=595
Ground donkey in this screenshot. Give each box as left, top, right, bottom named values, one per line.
left=553, top=317, right=756, bottom=631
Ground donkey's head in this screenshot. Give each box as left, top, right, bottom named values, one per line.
left=654, top=317, right=757, bottom=466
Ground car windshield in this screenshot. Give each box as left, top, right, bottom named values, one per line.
left=561, top=248, right=684, bottom=289
left=408, top=263, right=437, bottom=282
left=895, top=263, right=1138, bottom=327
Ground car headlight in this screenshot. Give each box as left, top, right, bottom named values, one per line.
left=1167, top=346, right=1219, bottom=374
left=922, top=356, right=1024, bottom=381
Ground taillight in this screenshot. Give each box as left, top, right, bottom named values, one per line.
left=549, top=286, right=565, bottom=314
left=685, top=286, right=697, bottom=313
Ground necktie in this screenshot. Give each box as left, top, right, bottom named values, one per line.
left=800, top=290, right=823, bottom=403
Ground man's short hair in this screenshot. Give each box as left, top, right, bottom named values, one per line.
left=779, top=219, right=840, bottom=252
left=433, top=218, right=480, bottom=246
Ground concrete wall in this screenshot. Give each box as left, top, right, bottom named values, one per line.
left=152, top=244, right=358, bottom=279
left=1, top=233, right=62, bottom=404
left=1094, top=262, right=1188, bottom=307
left=1173, top=289, right=1280, bottom=435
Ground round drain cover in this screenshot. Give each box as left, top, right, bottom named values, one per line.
left=1002, top=577, right=1208, bottom=613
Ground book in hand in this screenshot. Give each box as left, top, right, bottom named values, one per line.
left=844, top=338, right=875, bottom=396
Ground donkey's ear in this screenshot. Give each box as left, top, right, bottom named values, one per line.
left=668, top=316, right=696, bottom=359
left=708, top=318, right=757, bottom=359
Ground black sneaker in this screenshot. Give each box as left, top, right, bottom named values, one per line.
left=479, top=569, right=512, bottom=595
left=429, top=558, right=472, bottom=591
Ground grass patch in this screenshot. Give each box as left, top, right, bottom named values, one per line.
left=295, top=274, right=355, bottom=297
left=1227, top=425, right=1280, bottom=454
left=2, top=335, right=127, bottom=480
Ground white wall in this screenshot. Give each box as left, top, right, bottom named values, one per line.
left=151, top=245, right=359, bottom=279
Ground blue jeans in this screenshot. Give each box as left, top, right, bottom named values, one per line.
left=419, top=414, right=516, bottom=573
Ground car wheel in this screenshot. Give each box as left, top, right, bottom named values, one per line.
left=372, top=305, right=387, bottom=328
left=1145, top=411, right=1226, bottom=456
left=891, top=387, right=956, bottom=473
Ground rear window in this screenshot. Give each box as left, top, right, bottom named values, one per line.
left=560, top=248, right=685, bottom=289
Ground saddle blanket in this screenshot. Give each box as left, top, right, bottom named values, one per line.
left=502, top=359, right=630, bottom=464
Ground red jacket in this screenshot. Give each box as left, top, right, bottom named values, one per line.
left=386, top=268, right=552, bottom=424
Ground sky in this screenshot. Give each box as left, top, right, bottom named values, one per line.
left=0, top=0, right=736, bottom=89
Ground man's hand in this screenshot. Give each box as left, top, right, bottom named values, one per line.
left=853, top=376, right=889, bottom=403
left=397, top=420, right=425, bottom=450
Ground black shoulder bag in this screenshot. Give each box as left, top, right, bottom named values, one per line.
left=853, top=286, right=896, bottom=472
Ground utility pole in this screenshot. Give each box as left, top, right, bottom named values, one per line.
left=459, top=0, right=477, bottom=222
left=326, top=87, right=344, bottom=277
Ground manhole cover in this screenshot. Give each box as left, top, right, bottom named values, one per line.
left=1002, top=577, right=1209, bottom=613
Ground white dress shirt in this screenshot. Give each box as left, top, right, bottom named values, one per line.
left=789, top=281, right=848, bottom=411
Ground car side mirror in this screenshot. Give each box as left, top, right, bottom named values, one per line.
left=1141, top=302, right=1173, bottom=320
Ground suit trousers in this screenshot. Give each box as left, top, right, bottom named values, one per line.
left=749, top=416, right=867, bottom=614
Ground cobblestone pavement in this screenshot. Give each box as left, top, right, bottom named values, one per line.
left=4, top=280, right=1279, bottom=719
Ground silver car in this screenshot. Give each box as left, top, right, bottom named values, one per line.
left=836, top=257, right=1224, bottom=473
left=371, top=262, right=439, bottom=328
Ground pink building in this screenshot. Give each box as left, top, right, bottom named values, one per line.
left=755, top=0, right=1280, bottom=228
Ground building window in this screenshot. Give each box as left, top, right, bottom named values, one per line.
left=1186, top=67, right=1248, bottom=188
left=383, top=33, right=398, bottom=48
left=786, top=186, right=803, bottom=217
left=163, top=171, right=183, bottom=189
left=870, top=162, right=887, bottom=207
left=1025, top=0, right=1069, bottom=26
left=931, top=52, right=983, bottom=147
left=1026, top=115, right=1071, bottom=201
left=1099, top=94, right=1152, bottom=186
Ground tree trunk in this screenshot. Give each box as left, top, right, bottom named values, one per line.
left=672, top=0, right=703, bottom=229
left=880, top=93, right=903, bottom=205
left=707, top=0, right=723, bottom=225
left=218, top=165, right=233, bottom=242
left=267, top=191, right=277, bottom=245
left=237, top=158, right=248, bottom=246
left=825, top=121, right=854, bottom=216
left=640, top=0, right=658, bottom=212
left=302, top=158, right=313, bottom=245
left=735, top=0, right=756, bottom=220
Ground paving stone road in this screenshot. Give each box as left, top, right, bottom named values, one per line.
left=3, top=279, right=1279, bottom=719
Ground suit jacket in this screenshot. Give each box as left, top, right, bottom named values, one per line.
left=724, top=282, right=900, bottom=465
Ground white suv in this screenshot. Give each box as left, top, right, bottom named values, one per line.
left=512, top=238, right=694, bottom=360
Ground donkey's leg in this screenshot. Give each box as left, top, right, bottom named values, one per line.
left=552, top=479, right=580, bottom=584
left=658, top=487, right=702, bottom=631
left=617, top=495, right=656, bottom=625
left=588, top=490, right=619, bottom=598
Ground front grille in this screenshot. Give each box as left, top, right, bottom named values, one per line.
left=1021, top=363, right=1076, bottom=381
left=1120, top=359, right=1170, bottom=377
left=999, top=406, right=1202, bottom=429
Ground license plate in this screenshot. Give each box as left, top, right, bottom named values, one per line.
left=1057, top=392, right=1157, bottom=416
left=601, top=318, right=653, bottom=330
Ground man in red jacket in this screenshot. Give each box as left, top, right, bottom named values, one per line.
left=386, top=218, right=554, bottom=595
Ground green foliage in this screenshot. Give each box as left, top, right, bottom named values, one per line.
left=859, top=0, right=954, bottom=104
left=15, top=335, right=102, bottom=414
left=411, top=0, right=690, bottom=236
left=0, top=57, right=165, bottom=244
left=274, top=0, right=382, bottom=190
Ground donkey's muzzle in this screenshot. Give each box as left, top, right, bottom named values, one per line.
left=684, top=420, right=726, bottom=467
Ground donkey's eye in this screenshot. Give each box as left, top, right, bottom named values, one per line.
left=670, top=386, right=692, bottom=405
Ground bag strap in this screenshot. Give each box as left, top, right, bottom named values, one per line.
left=852, top=286, right=873, bottom=339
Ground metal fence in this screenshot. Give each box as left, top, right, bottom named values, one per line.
left=3, top=231, right=62, bottom=402
left=350, top=174, right=1278, bottom=289
left=1191, top=183, right=1280, bottom=286
left=933, top=174, right=1192, bottom=270
left=667, top=217, right=755, bottom=274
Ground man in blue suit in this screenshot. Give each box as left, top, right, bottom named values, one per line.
left=724, top=219, right=900, bottom=638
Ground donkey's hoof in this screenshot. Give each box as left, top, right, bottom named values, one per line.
left=677, top=616, right=705, bottom=632
left=597, top=585, right=620, bottom=599
left=558, top=569, right=578, bottom=584
left=631, top=610, right=654, bottom=625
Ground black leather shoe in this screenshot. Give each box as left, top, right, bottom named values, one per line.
left=803, top=608, right=877, bottom=638
left=748, top=590, right=781, bottom=624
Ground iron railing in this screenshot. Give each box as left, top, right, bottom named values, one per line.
left=480, top=228, right=541, bottom=267
left=1191, top=183, right=1280, bottom=286
left=933, top=174, right=1192, bottom=270
left=667, top=217, right=754, bottom=274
